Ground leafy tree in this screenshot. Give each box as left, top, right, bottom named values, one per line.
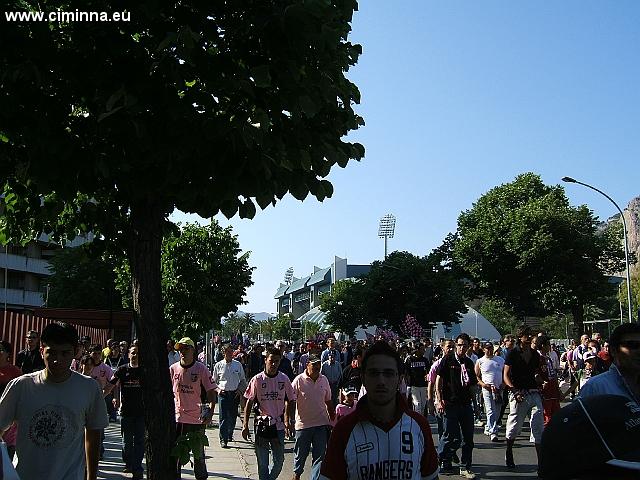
left=540, top=314, right=572, bottom=339
left=365, top=251, right=467, bottom=332
left=304, top=319, right=325, bottom=340
left=46, top=246, right=122, bottom=310
left=321, top=279, right=368, bottom=337
left=241, top=313, right=256, bottom=336
left=272, top=313, right=301, bottom=341
left=477, top=299, right=519, bottom=337
left=322, top=251, right=467, bottom=335
left=453, top=173, right=626, bottom=338
left=115, top=222, right=254, bottom=339
left=0, top=1, right=363, bottom=476
left=220, top=312, right=247, bottom=341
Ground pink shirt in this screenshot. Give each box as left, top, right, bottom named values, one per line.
left=333, top=401, right=357, bottom=426
left=244, top=371, right=295, bottom=431
left=170, top=361, right=217, bottom=424
left=427, top=357, right=444, bottom=384
left=91, top=362, right=114, bottom=389
left=292, top=372, right=331, bottom=430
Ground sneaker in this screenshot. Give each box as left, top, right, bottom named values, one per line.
left=491, top=434, right=500, bottom=442
left=506, top=449, right=515, bottom=468
left=459, top=467, right=477, bottom=479
left=220, top=440, right=228, bottom=448
left=474, top=419, right=484, bottom=427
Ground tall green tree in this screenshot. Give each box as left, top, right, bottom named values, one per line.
left=453, top=173, right=626, bottom=337
left=322, top=251, right=467, bottom=335
left=115, top=222, right=254, bottom=339
left=0, top=1, right=363, bottom=476
left=477, top=299, right=519, bottom=337
left=47, top=246, right=122, bottom=310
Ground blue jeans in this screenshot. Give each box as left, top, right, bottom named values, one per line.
left=293, top=425, right=329, bottom=478
left=255, top=429, right=285, bottom=480
left=438, top=402, right=475, bottom=469
left=218, top=391, right=239, bottom=442
left=121, top=415, right=145, bottom=474
left=481, top=389, right=500, bottom=435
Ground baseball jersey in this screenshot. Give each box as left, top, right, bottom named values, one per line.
left=319, top=394, right=439, bottom=480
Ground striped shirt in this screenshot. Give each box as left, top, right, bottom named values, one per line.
left=319, top=394, right=439, bottom=480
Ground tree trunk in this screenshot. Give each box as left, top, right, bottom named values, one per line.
left=571, top=303, right=584, bottom=341
left=129, top=200, right=177, bottom=479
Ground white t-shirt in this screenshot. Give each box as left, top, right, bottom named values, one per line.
left=0, top=370, right=109, bottom=480
left=212, top=359, right=246, bottom=392
left=476, top=355, right=505, bottom=388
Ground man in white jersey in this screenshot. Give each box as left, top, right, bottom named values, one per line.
left=319, top=340, right=439, bottom=480
left=474, top=342, right=505, bottom=441
left=0, top=322, right=108, bottom=480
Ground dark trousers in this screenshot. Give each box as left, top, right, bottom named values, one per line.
left=106, top=393, right=117, bottom=420
left=218, top=391, right=238, bottom=442
left=176, top=422, right=207, bottom=479
left=498, top=388, right=509, bottom=423
left=121, top=415, right=145, bottom=474
left=438, top=403, right=475, bottom=469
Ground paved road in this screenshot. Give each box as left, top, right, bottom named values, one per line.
left=99, top=413, right=539, bottom=479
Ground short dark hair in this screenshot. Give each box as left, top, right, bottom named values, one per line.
left=361, top=341, right=402, bottom=374
left=0, top=340, right=12, bottom=355
left=535, top=335, right=550, bottom=350
left=89, top=344, right=103, bottom=353
left=40, top=322, right=78, bottom=347
left=27, top=330, right=39, bottom=337
left=609, top=322, right=640, bottom=358
left=516, top=324, right=532, bottom=339
left=353, top=348, right=363, bottom=359
left=456, top=333, right=471, bottom=344
left=80, top=354, right=94, bottom=366
left=265, top=347, right=281, bottom=358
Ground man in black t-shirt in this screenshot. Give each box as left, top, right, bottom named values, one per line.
left=104, top=345, right=144, bottom=479
left=404, top=343, right=429, bottom=414
left=338, top=348, right=363, bottom=392
left=503, top=325, right=544, bottom=471
left=435, top=333, right=478, bottom=479
left=15, top=330, right=45, bottom=374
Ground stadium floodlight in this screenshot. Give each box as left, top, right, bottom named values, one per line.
left=284, top=267, right=294, bottom=285
left=378, top=214, right=396, bottom=259
left=562, top=176, right=633, bottom=323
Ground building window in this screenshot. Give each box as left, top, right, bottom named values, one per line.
left=281, top=298, right=290, bottom=307
left=294, top=291, right=310, bottom=303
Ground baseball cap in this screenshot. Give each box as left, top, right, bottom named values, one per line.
left=583, top=351, right=597, bottom=362
left=175, top=337, right=195, bottom=350
left=540, top=395, right=640, bottom=479
left=308, top=354, right=321, bottom=364
left=343, top=386, right=358, bottom=395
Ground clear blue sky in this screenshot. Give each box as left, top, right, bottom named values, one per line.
left=174, top=1, right=640, bottom=314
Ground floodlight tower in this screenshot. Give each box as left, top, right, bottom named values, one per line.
left=284, top=267, right=294, bottom=285
left=378, top=214, right=396, bottom=259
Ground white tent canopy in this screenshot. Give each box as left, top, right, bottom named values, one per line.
left=431, top=306, right=501, bottom=342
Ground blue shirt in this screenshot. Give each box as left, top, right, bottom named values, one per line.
left=578, top=364, right=638, bottom=402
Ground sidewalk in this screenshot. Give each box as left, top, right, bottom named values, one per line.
left=98, top=419, right=304, bottom=480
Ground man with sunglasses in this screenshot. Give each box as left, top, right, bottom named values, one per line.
left=435, top=333, right=478, bottom=479
left=579, top=322, right=640, bottom=402
left=15, top=330, right=45, bottom=374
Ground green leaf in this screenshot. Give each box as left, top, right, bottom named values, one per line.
left=299, top=95, right=318, bottom=118
left=0, top=132, right=9, bottom=143
left=250, top=65, right=271, bottom=88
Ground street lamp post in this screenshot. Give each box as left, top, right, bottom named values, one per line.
left=562, top=176, right=633, bottom=323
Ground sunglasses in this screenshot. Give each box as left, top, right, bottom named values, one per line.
left=619, top=340, right=640, bottom=350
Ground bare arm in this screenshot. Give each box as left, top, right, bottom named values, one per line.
left=206, top=388, right=217, bottom=414
left=242, top=398, right=254, bottom=440
left=503, top=364, right=514, bottom=389
left=85, top=428, right=101, bottom=480
left=325, top=400, right=335, bottom=421
left=475, top=361, right=487, bottom=388
left=434, top=375, right=444, bottom=413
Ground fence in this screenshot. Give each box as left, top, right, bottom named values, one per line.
left=1, top=310, right=109, bottom=362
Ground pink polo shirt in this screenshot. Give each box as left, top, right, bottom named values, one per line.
left=170, top=361, right=217, bottom=424
left=292, top=372, right=331, bottom=430
left=244, top=371, right=296, bottom=431
left=91, top=362, right=114, bottom=389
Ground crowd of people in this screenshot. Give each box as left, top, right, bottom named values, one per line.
left=1, top=320, right=639, bottom=480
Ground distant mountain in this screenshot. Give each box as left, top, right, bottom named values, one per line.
left=603, top=195, right=640, bottom=276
